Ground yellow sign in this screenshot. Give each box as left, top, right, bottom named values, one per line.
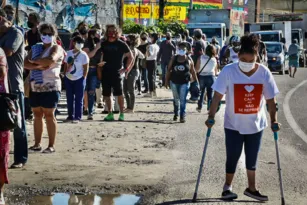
left=123, top=5, right=186, bottom=20
left=153, top=6, right=186, bottom=20
left=123, top=5, right=151, bottom=19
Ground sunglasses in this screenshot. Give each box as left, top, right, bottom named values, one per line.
left=42, top=32, right=53, bottom=36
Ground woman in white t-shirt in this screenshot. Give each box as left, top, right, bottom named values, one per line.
left=206, top=34, right=280, bottom=202
left=64, top=36, right=89, bottom=123
left=196, top=44, right=218, bottom=112
left=145, top=33, right=160, bottom=97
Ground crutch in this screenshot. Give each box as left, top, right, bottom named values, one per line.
left=273, top=125, right=286, bottom=205
left=192, top=119, right=215, bottom=203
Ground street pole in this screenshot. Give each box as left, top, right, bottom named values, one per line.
left=16, top=0, right=19, bottom=26
left=292, top=0, right=295, bottom=13
left=189, top=0, right=193, bottom=10
left=159, top=0, right=165, bottom=20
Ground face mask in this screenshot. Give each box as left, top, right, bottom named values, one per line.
left=166, top=36, right=171, bottom=40
left=41, top=35, right=53, bottom=44
left=7, top=15, right=13, bottom=22
left=107, top=31, right=116, bottom=38
left=94, top=37, right=100, bottom=44
left=79, top=28, right=88, bottom=35
left=27, top=21, right=34, bottom=28
left=177, top=49, right=186, bottom=56
left=239, top=61, right=255, bottom=73
left=148, top=38, right=152, bottom=43
left=75, top=43, right=84, bottom=50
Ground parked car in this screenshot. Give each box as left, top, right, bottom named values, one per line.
left=265, top=42, right=289, bottom=75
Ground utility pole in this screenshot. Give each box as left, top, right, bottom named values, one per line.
left=159, top=0, right=166, bottom=20
left=189, top=0, right=193, bottom=10
left=16, top=0, right=19, bottom=26
left=292, top=0, right=295, bottom=13
left=255, top=0, right=261, bottom=23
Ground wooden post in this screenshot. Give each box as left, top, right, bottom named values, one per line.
left=255, top=0, right=261, bottom=23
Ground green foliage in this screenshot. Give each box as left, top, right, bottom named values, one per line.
left=122, top=19, right=186, bottom=35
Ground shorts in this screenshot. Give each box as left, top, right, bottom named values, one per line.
left=102, top=76, right=123, bottom=97
left=30, top=91, right=60, bottom=108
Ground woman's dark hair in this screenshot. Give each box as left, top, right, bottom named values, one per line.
left=239, top=34, right=259, bottom=55
left=205, top=44, right=217, bottom=58
left=150, top=33, right=158, bottom=44
left=73, top=36, right=85, bottom=44
left=77, top=21, right=87, bottom=30
left=178, top=42, right=188, bottom=49
left=39, top=23, right=57, bottom=36
left=86, top=29, right=98, bottom=47
left=127, top=34, right=140, bottom=48
left=71, top=31, right=80, bottom=39
left=29, top=12, right=40, bottom=23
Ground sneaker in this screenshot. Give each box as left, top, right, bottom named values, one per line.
left=180, top=116, right=186, bottom=123
left=0, top=192, right=5, bottom=205
left=142, top=90, right=148, bottom=94
left=244, top=188, right=268, bottom=202
left=173, top=115, right=178, bottom=121
left=221, top=190, right=238, bottom=200
left=118, top=113, right=124, bottom=121
left=104, top=113, right=114, bottom=121
left=137, top=92, right=142, bottom=96
left=196, top=107, right=201, bottom=113
left=97, top=103, right=104, bottom=109
left=64, top=117, right=73, bottom=123
left=83, top=110, right=89, bottom=115
left=72, top=120, right=80, bottom=124
left=87, top=115, right=94, bottom=120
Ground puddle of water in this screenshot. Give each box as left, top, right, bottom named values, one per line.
left=8, top=193, right=141, bottom=205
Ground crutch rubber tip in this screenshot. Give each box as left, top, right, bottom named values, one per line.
left=192, top=193, right=197, bottom=202
left=282, top=198, right=285, bottom=205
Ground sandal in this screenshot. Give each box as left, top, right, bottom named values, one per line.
left=42, top=147, right=55, bottom=154
left=29, top=145, right=42, bottom=152
left=10, top=162, right=25, bottom=169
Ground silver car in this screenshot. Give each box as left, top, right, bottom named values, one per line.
left=265, top=42, right=289, bottom=75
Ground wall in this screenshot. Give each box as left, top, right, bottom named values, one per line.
left=223, top=0, right=256, bottom=23
left=8, top=0, right=119, bottom=31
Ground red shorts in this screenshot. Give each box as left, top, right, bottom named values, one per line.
left=0, top=131, right=10, bottom=184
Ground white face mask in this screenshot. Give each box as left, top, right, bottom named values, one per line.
left=177, top=49, right=186, bottom=56
left=75, top=43, right=84, bottom=50
left=239, top=61, right=255, bottom=73
left=41, top=35, right=53, bottom=44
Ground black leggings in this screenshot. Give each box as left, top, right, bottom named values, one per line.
left=146, top=60, right=157, bottom=92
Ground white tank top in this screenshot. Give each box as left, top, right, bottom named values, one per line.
left=229, top=48, right=239, bottom=63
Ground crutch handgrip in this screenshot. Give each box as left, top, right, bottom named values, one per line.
left=206, top=119, right=215, bottom=137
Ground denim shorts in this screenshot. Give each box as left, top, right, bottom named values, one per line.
left=30, top=91, right=60, bottom=108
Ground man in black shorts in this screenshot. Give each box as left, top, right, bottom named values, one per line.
left=98, top=25, right=133, bottom=121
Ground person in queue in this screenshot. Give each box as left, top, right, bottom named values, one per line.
left=138, top=32, right=149, bottom=94
left=124, top=34, right=145, bottom=113
left=64, top=36, right=89, bottom=123
left=144, top=33, right=159, bottom=98
left=288, top=39, right=301, bottom=78
left=97, top=25, right=133, bottom=121
left=206, top=34, right=280, bottom=201
left=4, top=5, right=24, bottom=34
left=83, top=29, right=102, bottom=119
left=0, top=47, right=10, bottom=205
left=183, top=29, right=193, bottom=45
left=196, top=45, right=218, bottom=112
left=166, top=42, right=198, bottom=123
left=24, top=23, right=64, bottom=153
left=257, top=34, right=267, bottom=65
left=0, top=10, right=28, bottom=169
left=157, top=32, right=176, bottom=88
left=225, top=36, right=241, bottom=64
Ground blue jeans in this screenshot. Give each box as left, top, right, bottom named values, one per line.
left=189, top=81, right=200, bottom=101
left=14, top=92, right=28, bottom=164
left=142, top=67, right=149, bottom=91
left=161, top=61, right=169, bottom=86
left=225, top=128, right=263, bottom=173
left=86, top=68, right=98, bottom=116
left=65, top=77, right=86, bottom=120
left=197, top=75, right=215, bottom=110
left=170, top=82, right=190, bottom=117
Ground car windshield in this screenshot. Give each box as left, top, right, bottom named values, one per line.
left=260, top=34, right=280, bottom=42
left=266, top=44, right=282, bottom=54
left=189, top=28, right=221, bottom=38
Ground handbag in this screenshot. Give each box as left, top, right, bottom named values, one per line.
left=0, top=76, right=19, bottom=131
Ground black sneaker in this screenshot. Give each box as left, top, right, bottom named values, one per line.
left=180, top=116, right=186, bottom=123
left=83, top=110, right=89, bottom=115
left=173, top=115, right=178, bottom=121
left=244, top=188, right=268, bottom=202
left=142, top=90, right=148, bottom=94
left=221, top=190, right=238, bottom=200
